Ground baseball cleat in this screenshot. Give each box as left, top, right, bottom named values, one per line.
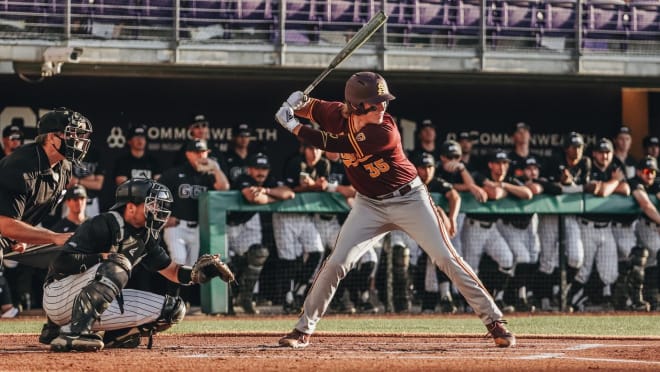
left=38, top=319, right=61, bottom=345
left=486, top=320, right=516, bottom=348
left=103, top=327, right=142, bottom=349
left=50, top=333, right=104, bottom=352
left=278, top=329, right=310, bottom=348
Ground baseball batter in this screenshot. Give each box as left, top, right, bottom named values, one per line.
left=274, top=72, right=515, bottom=348
left=43, top=179, right=234, bottom=352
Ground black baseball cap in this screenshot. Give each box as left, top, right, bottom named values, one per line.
left=525, top=156, right=541, bottom=168
left=594, top=137, right=613, bottom=152
left=616, top=126, right=632, bottom=136
left=637, top=155, right=658, bottom=171
left=37, top=108, right=71, bottom=135
left=190, top=114, right=209, bottom=127
left=411, top=152, right=435, bottom=167
left=643, top=136, right=660, bottom=147
left=64, top=184, right=87, bottom=200
left=248, top=152, right=270, bottom=169
left=489, top=149, right=510, bottom=163
left=564, top=132, right=584, bottom=148
left=127, top=124, right=147, bottom=139
left=440, top=140, right=462, bottom=158
left=513, top=122, right=530, bottom=133
left=2, top=125, right=23, bottom=139
left=185, top=139, right=209, bottom=152
left=233, top=123, right=251, bottom=137
left=419, top=119, right=434, bottom=129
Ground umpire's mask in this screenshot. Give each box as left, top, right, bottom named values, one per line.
left=144, top=182, right=173, bottom=240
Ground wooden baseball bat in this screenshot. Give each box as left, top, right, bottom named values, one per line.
left=303, top=11, right=388, bottom=96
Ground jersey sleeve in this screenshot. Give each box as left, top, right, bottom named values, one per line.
left=141, top=239, right=172, bottom=272
left=296, top=119, right=398, bottom=156
left=299, top=99, right=346, bottom=134
left=0, top=167, right=29, bottom=219
left=50, top=216, right=111, bottom=275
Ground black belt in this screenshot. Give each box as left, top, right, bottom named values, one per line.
left=375, top=178, right=421, bottom=200
left=580, top=219, right=610, bottom=229
left=469, top=219, right=493, bottom=229
left=611, top=221, right=633, bottom=228
left=176, top=220, right=198, bottom=228
left=318, top=214, right=335, bottom=221
left=643, top=219, right=659, bottom=228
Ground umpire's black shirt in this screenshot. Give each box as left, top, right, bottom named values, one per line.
left=0, top=143, right=70, bottom=251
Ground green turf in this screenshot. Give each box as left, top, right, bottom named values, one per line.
left=3, top=315, right=659, bottom=337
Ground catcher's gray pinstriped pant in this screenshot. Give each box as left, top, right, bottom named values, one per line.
left=538, top=215, right=584, bottom=273
left=636, top=219, right=660, bottom=268
left=43, top=263, right=164, bottom=330
left=575, top=220, right=618, bottom=286
left=163, top=221, right=200, bottom=266
left=294, top=179, right=503, bottom=334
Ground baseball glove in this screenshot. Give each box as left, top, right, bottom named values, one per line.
left=191, top=254, right=235, bottom=284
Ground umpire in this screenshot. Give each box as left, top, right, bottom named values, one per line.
left=0, top=108, right=92, bottom=262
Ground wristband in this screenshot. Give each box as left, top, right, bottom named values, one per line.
left=177, top=265, right=193, bottom=285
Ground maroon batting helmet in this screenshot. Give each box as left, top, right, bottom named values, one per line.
left=344, top=72, right=395, bottom=114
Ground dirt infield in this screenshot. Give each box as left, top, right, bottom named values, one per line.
left=1, top=333, right=659, bottom=371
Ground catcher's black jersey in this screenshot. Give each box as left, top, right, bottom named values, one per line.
left=0, top=144, right=71, bottom=251
left=47, top=212, right=171, bottom=282
left=159, top=162, right=216, bottom=221
left=228, top=173, right=281, bottom=225
left=112, top=152, right=162, bottom=181
left=51, top=218, right=81, bottom=233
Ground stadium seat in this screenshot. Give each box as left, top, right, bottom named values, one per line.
left=366, top=0, right=413, bottom=44
left=318, top=0, right=363, bottom=32
left=490, top=0, right=542, bottom=45
left=537, top=0, right=577, bottom=36
left=410, top=0, right=452, bottom=45
left=180, top=0, right=225, bottom=27
left=136, top=0, right=174, bottom=27
left=274, top=0, right=321, bottom=44
left=629, top=0, right=660, bottom=39
left=454, top=0, right=483, bottom=36
left=583, top=0, right=629, bottom=49
left=223, top=0, right=275, bottom=40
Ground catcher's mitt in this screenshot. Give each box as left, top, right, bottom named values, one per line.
left=191, top=254, right=235, bottom=284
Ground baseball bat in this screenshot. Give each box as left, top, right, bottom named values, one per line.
left=303, top=11, right=388, bottom=96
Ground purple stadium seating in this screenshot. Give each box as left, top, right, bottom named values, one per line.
left=539, top=0, right=576, bottom=36
left=180, top=1, right=225, bottom=27
left=366, top=0, right=412, bottom=41
left=318, top=0, right=362, bottom=31
left=274, top=0, right=321, bottom=43
left=583, top=0, right=629, bottom=49
left=137, top=0, right=173, bottom=27
left=454, top=0, right=483, bottom=35
left=630, top=0, right=660, bottom=38
left=411, top=0, right=451, bottom=34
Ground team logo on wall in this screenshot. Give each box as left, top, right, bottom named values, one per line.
left=106, top=127, right=126, bottom=149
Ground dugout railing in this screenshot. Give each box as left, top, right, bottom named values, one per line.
left=199, top=190, right=655, bottom=314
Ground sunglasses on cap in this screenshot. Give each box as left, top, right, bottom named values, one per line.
left=642, top=168, right=656, bottom=176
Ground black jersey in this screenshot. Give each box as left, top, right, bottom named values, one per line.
left=220, top=148, right=251, bottom=183
left=73, top=146, right=105, bottom=200
left=613, top=155, right=637, bottom=180
left=113, top=152, right=162, bottom=182
left=543, top=154, right=591, bottom=186
left=583, top=163, right=621, bottom=223
left=228, top=173, right=281, bottom=225
left=47, top=212, right=171, bottom=282
left=51, top=218, right=81, bottom=233
left=159, top=162, right=216, bottom=222
left=427, top=177, right=453, bottom=195
left=408, top=147, right=441, bottom=167
left=283, top=155, right=331, bottom=188
left=467, top=173, right=525, bottom=223
left=328, top=159, right=351, bottom=186
left=0, top=143, right=71, bottom=251
left=508, top=151, right=528, bottom=179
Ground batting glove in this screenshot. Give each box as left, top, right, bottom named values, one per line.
left=284, top=91, right=309, bottom=110
left=275, top=106, right=300, bottom=132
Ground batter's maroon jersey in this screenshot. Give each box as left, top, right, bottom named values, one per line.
left=295, top=99, right=417, bottom=198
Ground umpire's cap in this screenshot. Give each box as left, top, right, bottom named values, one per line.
left=247, top=153, right=270, bottom=169
left=411, top=152, right=435, bottom=167
left=38, top=107, right=88, bottom=135
left=637, top=155, right=658, bottom=171
left=64, top=184, right=87, bottom=200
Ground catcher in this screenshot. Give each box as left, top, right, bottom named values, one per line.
left=41, top=178, right=234, bottom=352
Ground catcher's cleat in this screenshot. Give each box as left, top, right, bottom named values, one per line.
left=103, top=327, right=141, bottom=349
left=486, top=320, right=516, bottom=348
left=278, top=329, right=310, bottom=349
left=50, top=333, right=104, bottom=352
left=38, top=319, right=60, bottom=345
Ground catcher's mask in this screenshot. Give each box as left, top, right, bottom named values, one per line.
left=110, top=179, right=173, bottom=240
left=144, top=182, right=173, bottom=240
left=38, top=108, right=93, bottom=166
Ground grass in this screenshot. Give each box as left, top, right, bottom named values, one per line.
left=2, top=314, right=659, bottom=337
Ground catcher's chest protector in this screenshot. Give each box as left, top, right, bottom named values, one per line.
left=105, top=211, right=147, bottom=267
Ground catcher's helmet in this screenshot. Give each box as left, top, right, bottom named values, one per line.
left=344, top=72, right=395, bottom=114
left=38, top=107, right=93, bottom=166
left=110, top=178, right=173, bottom=240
